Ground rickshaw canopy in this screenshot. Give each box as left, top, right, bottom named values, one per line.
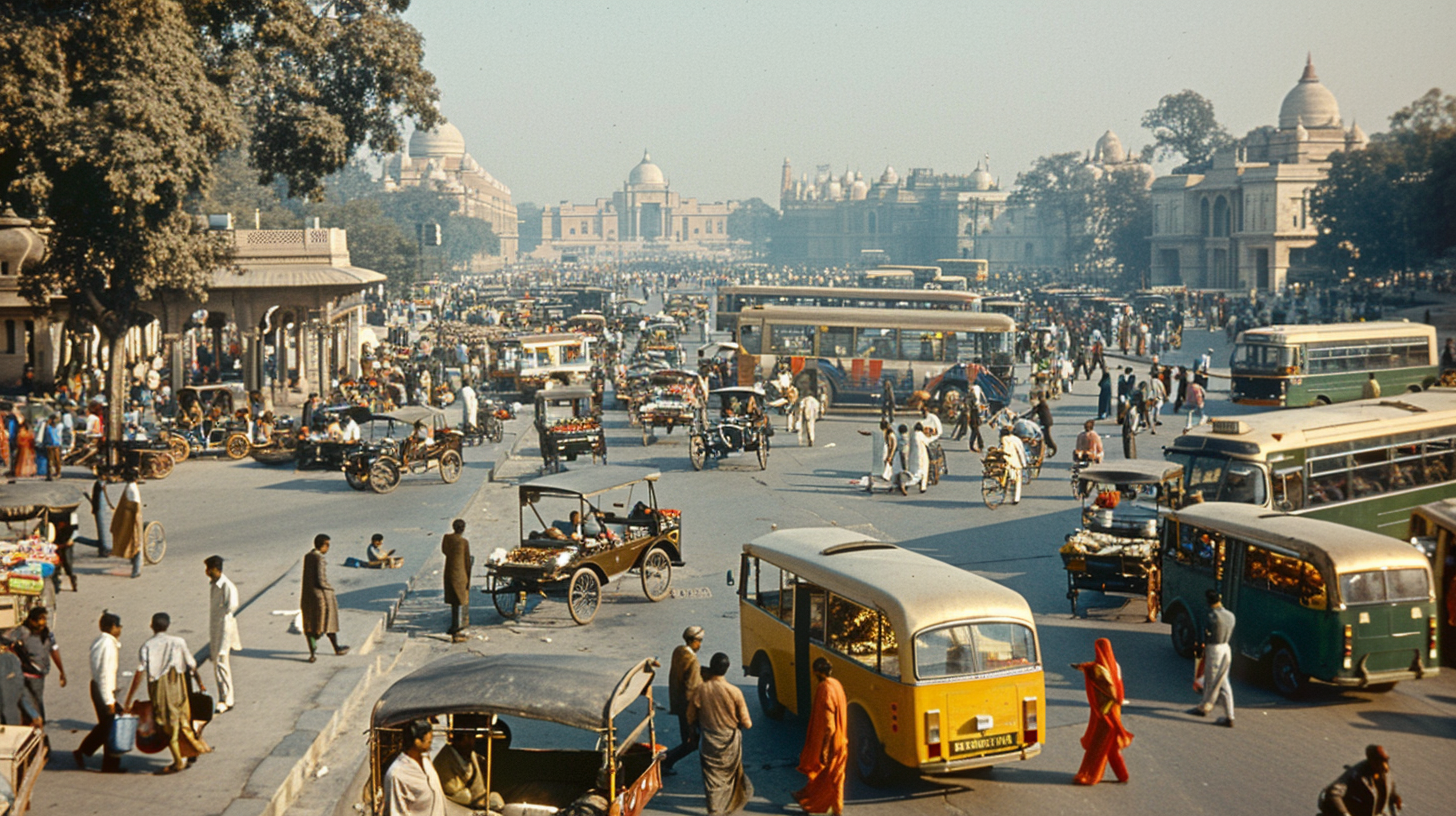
left=371, top=653, right=657, bottom=732
left=537, top=385, right=596, bottom=402
left=380, top=406, right=448, bottom=429
left=521, top=466, right=661, bottom=500
left=1077, top=461, right=1184, bottom=486
left=710, top=386, right=766, bottom=399
left=0, top=482, right=87, bottom=522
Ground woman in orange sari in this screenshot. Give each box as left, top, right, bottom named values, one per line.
left=793, top=657, right=848, bottom=814
left=12, top=418, right=37, bottom=478
left=1071, top=637, right=1132, bottom=785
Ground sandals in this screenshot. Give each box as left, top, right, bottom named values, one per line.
left=154, top=764, right=186, bottom=775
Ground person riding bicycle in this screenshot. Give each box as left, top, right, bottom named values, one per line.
left=1074, top=420, right=1104, bottom=465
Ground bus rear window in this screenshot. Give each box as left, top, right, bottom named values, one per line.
left=914, top=622, right=1037, bottom=680
left=1339, top=568, right=1430, bottom=605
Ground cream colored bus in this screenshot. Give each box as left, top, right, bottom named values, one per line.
left=738, top=528, right=1045, bottom=785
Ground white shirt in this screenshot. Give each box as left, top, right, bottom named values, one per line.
left=89, top=632, right=120, bottom=705
left=385, top=751, right=446, bottom=816
left=1001, top=434, right=1028, bottom=470
left=460, top=386, right=477, bottom=421
left=919, top=412, right=942, bottom=439
left=137, top=632, right=195, bottom=682
left=342, top=418, right=361, bottom=443
left=210, top=573, right=243, bottom=652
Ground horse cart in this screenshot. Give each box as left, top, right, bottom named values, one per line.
left=486, top=468, right=682, bottom=625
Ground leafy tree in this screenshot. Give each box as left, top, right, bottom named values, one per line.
left=321, top=198, right=418, bottom=287
left=1010, top=152, right=1094, bottom=273
left=0, top=0, right=438, bottom=450
left=442, top=213, right=499, bottom=270
left=1142, top=90, right=1234, bottom=174
left=194, top=150, right=298, bottom=229
left=727, top=197, right=779, bottom=256
left=1095, top=168, right=1153, bottom=288
left=516, top=202, right=544, bottom=254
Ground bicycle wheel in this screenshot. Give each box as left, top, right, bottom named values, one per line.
left=143, top=521, right=167, bottom=564
left=981, top=472, right=1006, bottom=509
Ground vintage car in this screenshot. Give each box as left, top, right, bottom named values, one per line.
left=535, top=386, right=606, bottom=473
left=688, top=386, right=771, bottom=471
left=628, top=369, right=704, bottom=445
left=486, top=467, right=682, bottom=625
left=158, top=414, right=252, bottom=462
left=1060, top=461, right=1185, bottom=620
left=365, top=654, right=662, bottom=816
left=344, top=406, right=464, bottom=494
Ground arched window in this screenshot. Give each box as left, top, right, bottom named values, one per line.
left=1213, top=196, right=1230, bottom=237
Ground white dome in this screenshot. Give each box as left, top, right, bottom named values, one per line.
left=970, top=162, right=993, bottom=191
left=880, top=166, right=899, bottom=185
left=827, top=181, right=843, bottom=200
left=850, top=180, right=868, bottom=200
left=1095, top=130, right=1126, bottom=164
left=629, top=151, right=666, bottom=186
left=1279, top=56, right=1341, bottom=130
left=409, top=121, right=467, bottom=159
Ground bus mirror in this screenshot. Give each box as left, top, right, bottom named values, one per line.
left=1277, top=499, right=1294, bottom=513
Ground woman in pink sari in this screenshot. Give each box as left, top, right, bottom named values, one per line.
left=12, top=418, right=37, bottom=478
left=1071, top=637, right=1132, bottom=785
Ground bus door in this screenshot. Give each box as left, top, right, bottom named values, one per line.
left=793, top=581, right=827, bottom=715
left=1438, top=529, right=1455, bottom=668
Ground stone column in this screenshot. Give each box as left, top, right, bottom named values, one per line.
left=294, top=322, right=310, bottom=397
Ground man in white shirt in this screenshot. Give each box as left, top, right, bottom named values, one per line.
left=999, top=426, right=1028, bottom=504
left=385, top=719, right=446, bottom=816
left=75, top=611, right=124, bottom=772
left=341, top=415, right=362, bottom=444
left=205, top=556, right=241, bottom=713
left=797, top=393, right=821, bottom=446
left=459, top=383, right=478, bottom=433
left=124, top=612, right=210, bottom=774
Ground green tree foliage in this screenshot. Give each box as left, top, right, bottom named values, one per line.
left=1311, top=89, right=1456, bottom=276
left=0, top=0, right=438, bottom=445
left=516, top=202, right=544, bottom=254
left=727, top=198, right=779, bottom=256
left=1012, top=152, right=1151, bottom=283
left=1011, top=152, right=1094, bottom=271
left=1095, top=168, right=1154, bottom=288
left=1142, top=90, right=1234, bottom=174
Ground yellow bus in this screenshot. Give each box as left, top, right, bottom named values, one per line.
left=863, top=269, right=916, bottom=289
left=738, top=527, right=1045, bottom=785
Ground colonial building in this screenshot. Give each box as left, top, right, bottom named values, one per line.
left=771, top=160, right=1009, bottom=267
left=1150, top=56, right=1367, bottom=291
left=383, top=120, right=520, bottom=267
left=536, top=152, right=739, bottom=257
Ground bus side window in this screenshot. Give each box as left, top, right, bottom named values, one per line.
left=826, top=595, right=880, bottom=671
left=755, top=561, right=794, bottom=625
left=806, top=586, right=826, bottom=643
left=739, top=324, right=761, bottom=355
left=1178, top=524, right=1221, bottom=572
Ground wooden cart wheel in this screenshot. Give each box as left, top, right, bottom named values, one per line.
left=368, top=458, right=401, bottom=494
left=689, top=434, right=706, bottom=471
left=224, top=433, right=251, bottom=460
left=439, top=450, right=462, bottom=484
left=143, top=521, right=167, bottom=565
left=756, top=439, right=768, bottom=470
left=981, top=472, right=1006, bottom=509
left=489, top=575, right=526, bottom=619
left=344, top=465, right=369, bottom=491
left=144, top=452, right=174, bottom=480
left=640, top=547, right=672, bottom=602
left=568, top=567, right=601, bottom=625
left=166, top=433, right=190, bottom=464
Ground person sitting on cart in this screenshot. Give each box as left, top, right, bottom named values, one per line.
left=433, top=722, right=506, bottom=811
left=401, top=420, right=431, bottom=461
left=341, top=414, right=361, bottom=444
left=1074, top=420, right=1104, bottom=465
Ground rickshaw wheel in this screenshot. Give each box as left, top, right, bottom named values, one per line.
left=368, top=458, right=401, bottom=494
left=489, top=575, right=526, bottom=619
left=439, top=450, right=462, bottom=484
left=344, top=465, right=369, bottom=491
left=143, top=521, right=166, bottom=565
left=640, top=547, right=672, bottom=601
left=1028, top=452, right=1043, bottom=481
left=224, top=433, right=251, bottom=460
left=145, top=453, right=174, bottom=480
left=981, top=474, right=1006, bottom=509
left=688, top=435, right=706, bottom=471
left=486, top=416, right=504, bottom=444
left=756, top=440, right=768, bottom=470
left=166, top=434, right=190, bottom=463
left=568, top=567, right=601, bottom=625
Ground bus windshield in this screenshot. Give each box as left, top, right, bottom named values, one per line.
left=1232, top=343, right=1295, bottom=373
left=914, top=621, right=1038, bottom=680
left=1165, top=453, right=1267, bottom=505
left=1339, top=568, right=1430, bottom=605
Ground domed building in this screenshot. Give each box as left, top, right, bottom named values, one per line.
left=383, top=116, right=519, bottom=266
left=1149, top=56, right=1366, bottom=292
left=536, top=151, right=739, bottom=256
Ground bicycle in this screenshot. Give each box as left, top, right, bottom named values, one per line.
left=981, top=449, right=1011, bottom=509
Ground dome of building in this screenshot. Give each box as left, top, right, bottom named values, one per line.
left=880, top=166, right=899, bottom=185
left=970, top=162, right=994, bottom=191
left=1095, top=130, right=1126, bottom=164
left=827, top=180, right=843, bottom=200
left=629, top=151, right=666, bottom=186
left=850, top=179, right=868, bottom=200
left=1279, top=55, right=1341, bottom=130
left=408, top=121, right=467, bottom=160
left=1346, top=121, right=1369, bottom=150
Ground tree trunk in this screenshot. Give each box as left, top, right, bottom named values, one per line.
left=106, top=331, right=128, bottom=473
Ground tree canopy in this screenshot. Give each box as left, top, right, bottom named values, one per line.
left=1142, top=90, right=1234, bottom=174
left=1011, top=152, right=1151, bottom=286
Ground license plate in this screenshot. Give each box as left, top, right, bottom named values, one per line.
left=950, top=732, right=1017, bottom=756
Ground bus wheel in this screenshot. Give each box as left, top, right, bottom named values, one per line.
left=754, top=657, right=785, bottom=720
left=1168, top=607, right=1196, bottom=659
left=1271, top=644, right=1307, bottom=698
left=849, top=707, right=896, bottom=787
left=1315, top=396, right=1332, bottom=406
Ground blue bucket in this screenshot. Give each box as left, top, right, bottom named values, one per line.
left=108, top=713, right=138, bottom=754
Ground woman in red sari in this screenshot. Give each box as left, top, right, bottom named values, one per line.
left=1071, top=637, right=1132, bottom=785
left=12, top=418, right=37, bottom=478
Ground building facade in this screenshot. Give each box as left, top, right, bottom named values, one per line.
left=536, top=152, right=739, bottom=257
left=1150, top=57, right=1367, bottom=291
left=383, top=121, right=520, bottom=267
left=771, top=161, right=1008, bottom=267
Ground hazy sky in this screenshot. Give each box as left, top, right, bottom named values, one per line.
left=402, top=1, right=1456, bottom=207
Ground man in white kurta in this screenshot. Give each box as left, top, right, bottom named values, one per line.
left=797, top=393, right=820, bottom=446
left=205, top=556, right=242, bottom=712
left=999, top=427, right=1028, bottom=504
left=385, top=720, right=446, bottom=816
left=459, top=384, right=478, bottom=433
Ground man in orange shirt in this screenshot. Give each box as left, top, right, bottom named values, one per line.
left=793, top=658, right=847, bottom=814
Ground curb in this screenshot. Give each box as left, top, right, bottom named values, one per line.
left=237, top=423, right=528, bottom=816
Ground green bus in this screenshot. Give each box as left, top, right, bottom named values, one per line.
left=1161, top=502, right=1439, bottom=697
left=1164, top=389, right=1456, bottom=536
left=1229, top=321, right=1438, bottom=406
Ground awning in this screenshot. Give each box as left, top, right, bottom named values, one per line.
left=1078, top=461, right=1184, bottom=485
left=210, top=264, right=386, bottom=290
left=371, top=652, right=656, bottom=732
left=0, top=482, right=87, bottom=521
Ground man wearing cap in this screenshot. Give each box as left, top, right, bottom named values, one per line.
left=1319, top=745, right=1402, bottom=816
left=205, top=555, right=241, bottom=713
left=1188, top=589, right=1235, bottom=727
left=662, top=625, right=705, bottom=775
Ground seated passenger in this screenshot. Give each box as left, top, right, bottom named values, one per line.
left=433, top=728, right=504, bottom=811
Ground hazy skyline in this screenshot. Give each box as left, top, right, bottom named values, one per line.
left=402, top=1, right=1456, bottom=207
